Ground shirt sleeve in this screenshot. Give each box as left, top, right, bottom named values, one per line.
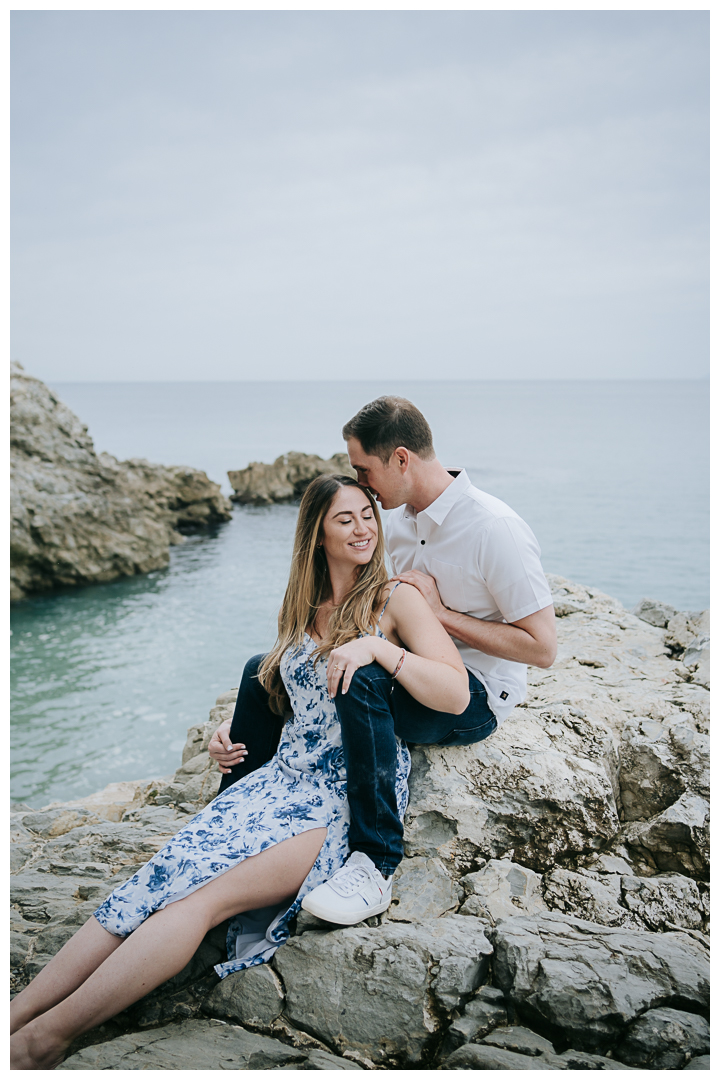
left=477, top=516, right=553, bottom=624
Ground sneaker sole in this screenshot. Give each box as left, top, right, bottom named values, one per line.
left=301, top=893, right=393, bottom=926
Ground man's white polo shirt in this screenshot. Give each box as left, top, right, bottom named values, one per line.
left=385, top=469, right=553, bottom=726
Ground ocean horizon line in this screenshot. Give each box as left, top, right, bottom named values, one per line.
left=46, top=375, right=710, bottom=386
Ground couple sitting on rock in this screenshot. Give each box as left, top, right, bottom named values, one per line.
left=10, top=396, right=556, bottom=1069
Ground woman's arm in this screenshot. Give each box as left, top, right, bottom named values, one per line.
left=328, top=583, right=470, bottom=714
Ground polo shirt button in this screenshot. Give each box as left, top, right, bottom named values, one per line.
left=420, top=540, right=425, bottom=545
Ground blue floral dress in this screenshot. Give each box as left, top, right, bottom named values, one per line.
left=93, top=618, right=411, bottom=978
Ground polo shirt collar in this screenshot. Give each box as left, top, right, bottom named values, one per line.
left=403, top=469, right=470, bottom=526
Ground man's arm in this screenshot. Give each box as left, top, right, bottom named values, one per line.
left=391, top=569, right=557, bottom=668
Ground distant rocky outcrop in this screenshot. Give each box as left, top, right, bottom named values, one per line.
left=228, top=451, right=355, bottom=505
left=10, top=364, right=232, bottom=601
left=11, top=578, right=710, bottom=1069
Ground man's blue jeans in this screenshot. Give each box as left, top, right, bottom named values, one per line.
left=217, top=654, right=496, bottom=876
left=333, top=662, right=496, bottom=874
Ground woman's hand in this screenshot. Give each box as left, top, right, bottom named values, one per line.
left=327, top=638, right=378, bottom=699
left=207, top=719, right=248, bottom=774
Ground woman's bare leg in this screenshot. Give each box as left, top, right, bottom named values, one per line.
left=10, top=828, right=326, bottom=1070
left=10, top=919, right=123, bottom=1035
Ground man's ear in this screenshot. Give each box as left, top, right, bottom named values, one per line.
left=393, top=447, right=410, bottom=473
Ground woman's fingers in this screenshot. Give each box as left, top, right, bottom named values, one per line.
left=327, top=649, right=342, bottom=698
left=340, top=662, right=358, bottom=695
left=328, top=655, right=351, bottom=698
left=328, top=664, right=343, bottom=699
left=328, top=643, right=373, bottom=697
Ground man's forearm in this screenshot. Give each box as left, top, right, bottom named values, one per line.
left=437, top=606, right=556, bottom=668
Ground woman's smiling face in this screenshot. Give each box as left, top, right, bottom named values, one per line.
left=321, top=485, right=378, bottom=569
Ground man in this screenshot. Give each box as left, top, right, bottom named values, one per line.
left=209, top=396, right=556, bottom=924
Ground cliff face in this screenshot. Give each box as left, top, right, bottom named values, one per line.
left=228, top=451, right=355, bottom=505
left=10, top=364, right=232, bottom=600
left=10, top=579, right=710, bottom=1069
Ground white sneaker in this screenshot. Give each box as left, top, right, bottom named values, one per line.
left=301, top=851, right=393, bottom=926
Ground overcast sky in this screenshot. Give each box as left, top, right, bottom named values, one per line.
left=11, top=10, right=709, bottom=382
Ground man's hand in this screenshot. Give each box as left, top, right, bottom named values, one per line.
left=392, top=570, right=557, bottom=669
left=207, top=718, right=248, bottom=775
left=391, top=570, right=446, bottom=618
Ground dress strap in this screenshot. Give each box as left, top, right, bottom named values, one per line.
left=377, top=581, right=403, bottom=623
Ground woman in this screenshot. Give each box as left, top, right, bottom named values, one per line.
left=10, top=474, right=469, bottom=1070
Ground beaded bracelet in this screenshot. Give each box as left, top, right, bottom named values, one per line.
left=391, top=648, right=406, bottom=679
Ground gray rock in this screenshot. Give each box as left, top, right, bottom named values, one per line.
left=613, top=1007, right=710, bottom=1069
left=558, top=1049, right=635, bottom=1069
left=10, top=363, right=231, bottom=600
left=490, top=913, right=709, bottom=1051
left=57, top=1018, right=357, bottom=1069
left=405, top=705, right=620, bottom=875
left=293, top=908, right=338, bottom=934
left=21, top=808, right=100, bottom=839
left=10, top=931, right=31, bottom=968
left=441, top=1013, right=497, bottom=1057
left=296, top=1049, right=363, bottom=1069
left=482, top=1025, right=555, bottom=1056
left=633, top=598, right=677, bottom=628
left=666, top=611, right=710, bottom=652
left=386, top=855, right=461, bottom=921
left=440, top=986, right=510, bottom=1056
left=202, top=963, right=284, bottom=1028
left=274, top=915, right=492, bottom=1065
left=543, top=867, right=633, bottom=928
left=10, top=843, right=34, bottom=873
left=11, top=869, right=98, bottom=924
left=620, top=872, right=706, bottom=933
left=683, top=637, right=710, bottom=689
left=460, top=859, right=548, bottom=923
left=618, top=715, right=708, bottom=823
left=620, top=791, right=709, bottom=879
left=228, top=451, right=355, bottom=505
left=684, top=1055, right=711, bottom=1069
left=543, top=866, right=706, bottom=935
left=465, top=996, right=508, bottom=1030
left=434, top=953, right=488, bottom=1013
left=440, top=1043, right=560, bottom=1069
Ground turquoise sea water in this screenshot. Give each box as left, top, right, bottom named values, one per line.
left=11, top=380, right=708, bottom=807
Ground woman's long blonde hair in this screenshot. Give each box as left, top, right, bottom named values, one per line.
left=258, top=474, right=389, bottom=716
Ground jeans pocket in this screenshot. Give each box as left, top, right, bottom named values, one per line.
left=436, top=716, right=497, bottom=747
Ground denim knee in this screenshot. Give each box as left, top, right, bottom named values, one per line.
left=243, top=653, right=266, bottom=679
left=341, top=661, right=392, bottom=698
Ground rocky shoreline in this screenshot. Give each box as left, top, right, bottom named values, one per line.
left=10, top=364, right=232, bottom=601
left=10, top=577, right=709, bottom=1069
left=10, top=362, right=362, bottom=600
left=228, top=451, right=355, bottom=505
